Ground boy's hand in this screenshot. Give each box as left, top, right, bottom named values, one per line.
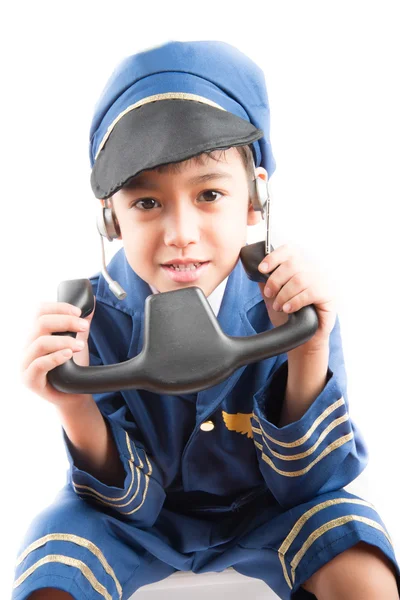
left=21, top=300, right=96, bottom=407
left=257, top=244, right=336, bottom=350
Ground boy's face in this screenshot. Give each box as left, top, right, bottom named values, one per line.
left=108, top=147, right=266, bottom=297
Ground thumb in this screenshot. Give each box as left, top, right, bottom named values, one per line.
left=85, top=295, right=96, bottom=324
left=73, top=297, right=96, bottom=367
left=75, top=296, right=96, bottom=345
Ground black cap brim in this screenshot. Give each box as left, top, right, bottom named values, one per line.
left=91, top=99, right=264, bottom=199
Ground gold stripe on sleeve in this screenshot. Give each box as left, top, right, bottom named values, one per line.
left=260, top=432, right=354, bottom=476
left=73, top=432, right=154, bottom=513
left=73, top=430, right=136, bottom=501
left=72, top=431, right=151, bottom=502
left=122, top=453, right=153, bottom=515
left=73, top=459, right=135, bottom=502
left=126, top=432, right=144, bottom=468
left=77, top=463, right=142, bottom=509
left=254, top=414, right=349, bottom=461
left=14, top=554, right=114, bottom=600
left=252, top=397, right=345, bottom=448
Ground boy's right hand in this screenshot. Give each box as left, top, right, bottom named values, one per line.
left=21, top=300, right=96, bottom=407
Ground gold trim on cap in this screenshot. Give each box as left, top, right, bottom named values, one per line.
left=95, top=92, right=226, bottom=160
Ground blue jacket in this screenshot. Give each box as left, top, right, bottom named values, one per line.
left=63, top=249, right=368, bottom=527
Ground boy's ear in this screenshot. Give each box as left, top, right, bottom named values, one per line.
left=247, top=168, right=268, bottom=226
left=247, top=201, right=262, bottom=226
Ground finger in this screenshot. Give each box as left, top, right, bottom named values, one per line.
left=271, top=272, right=310, bottom=310
left=281, top=291, right=337, bottom=315
left=277, top=288, right=313, bottom=314
left=36, top=302, right=82, bottom=318
left=30, top=314, right=90, bottom=342
left=262, top=260, right=304, bottom=299
left=22, top=348, right=76, bottom=394
left=257, top=243, right=298, bottom=274
left=23, top=303, right=81, bottom=349
left=21, top=334, right=85, bottom=372
left=75, top=296, right=96, bottom=344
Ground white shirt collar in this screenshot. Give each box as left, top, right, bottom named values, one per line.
left=149, top=277, right=228, bottom=317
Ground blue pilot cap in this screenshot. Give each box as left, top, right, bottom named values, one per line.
left=89, top=40, right=276, bottom=200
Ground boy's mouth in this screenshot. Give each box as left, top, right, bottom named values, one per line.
left=161, top=261, right=210, bottom=282
left=164, top=262, right=204, bottom=271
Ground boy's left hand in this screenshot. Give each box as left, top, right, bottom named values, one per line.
left=257, top=244, right=337, bottom=351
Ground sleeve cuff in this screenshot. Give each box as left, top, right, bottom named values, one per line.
left=251, top=362, right=355, bottom=506
left=63, top=416, right=165, bottom=526
left=252, top=361, right=351, bottom=450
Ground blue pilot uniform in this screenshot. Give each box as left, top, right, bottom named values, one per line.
left=12, top=251, right=400, bottom=599
left=12, top=40, right=400, bottom=599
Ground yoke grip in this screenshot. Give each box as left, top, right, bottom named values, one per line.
left=240, top=241, right=275, bottom=282
left=58, top=279, right=95, bottom=318
left=52, top=279, right=95, bottom=342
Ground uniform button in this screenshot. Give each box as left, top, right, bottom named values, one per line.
left=200, top=420, right=215, bottom=432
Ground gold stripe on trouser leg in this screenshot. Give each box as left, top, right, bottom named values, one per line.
left=277, top=498, right=390, bottom=589
left=15, top=534, right=122, bottom=599
left=290, top=515, right=393, bottom=585
left=13, top=554, right=113, bottom=600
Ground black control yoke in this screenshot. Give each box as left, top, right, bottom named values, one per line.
left=48, top=241, right=319, bottom=395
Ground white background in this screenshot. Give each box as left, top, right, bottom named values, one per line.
left=2, top=0, right=399, bottom=595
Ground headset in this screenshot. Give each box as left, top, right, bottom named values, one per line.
left=95, top=155, right=271, bottom=300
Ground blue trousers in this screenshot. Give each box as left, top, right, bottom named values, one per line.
left=12, top=485, right=400, bottom=600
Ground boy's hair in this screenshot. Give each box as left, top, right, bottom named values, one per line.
left=107, top=144, right=255, bottom=234
left=152, top=144, right=254, bottom=179
left=119, top=144, right=255, bottom=197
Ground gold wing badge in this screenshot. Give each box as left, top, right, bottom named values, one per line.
left=222, top=411, right=254, bottom=439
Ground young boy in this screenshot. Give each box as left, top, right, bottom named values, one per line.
left=14, top=41, right=399, bottom=600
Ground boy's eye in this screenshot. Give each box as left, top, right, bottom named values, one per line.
left=198, top=190, right=222, bottom=203
left=132, top=198, right=160, bottom=210
left=131, top=190, right=222, bottom=210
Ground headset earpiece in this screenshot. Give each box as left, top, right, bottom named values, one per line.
left=95, top=199, right=127, bottom=299
left=250, top=175, right=269, bottom=213
left=96, top=200, right=121, bottom=241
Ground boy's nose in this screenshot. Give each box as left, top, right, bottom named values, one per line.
left=163, top=205, right=201, bottom=248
